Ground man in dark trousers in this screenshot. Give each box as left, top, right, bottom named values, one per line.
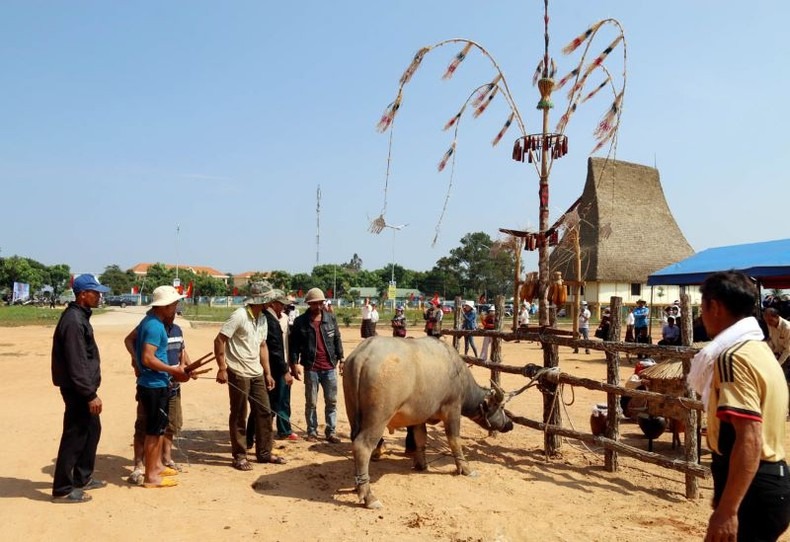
left=697, top=271, right=790, bottom=541
left=51, top=274, right=110, bottom=503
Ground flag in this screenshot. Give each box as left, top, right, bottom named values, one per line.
left=185, top=281, right=194, bottom=298
left=132, top=286, right=139, bottom=294
left=233, top=287, right=239, bottom=296
left=327, top=288, right=333, bottom=299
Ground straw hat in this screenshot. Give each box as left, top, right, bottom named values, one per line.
left=304, top=287, right=326, bottom=304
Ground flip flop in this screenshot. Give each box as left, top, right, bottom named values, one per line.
left=53, top=489, right=92, bottom=503
left=232, top=458, right=254, bottom=471
left=143, top=478, right=179, bottom=488
left=160, top=467, right=179, bottom=477
left=257, top=455, right=287, bottom=465
left=80, top=479, right=108, bottom=491
left=163, top=460, right=182, bottom=472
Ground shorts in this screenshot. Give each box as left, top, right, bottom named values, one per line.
left=136, top=385, right=170, bottom=436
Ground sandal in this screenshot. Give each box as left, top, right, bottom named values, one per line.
left=143, top=478, right=179, bottom=488
left=163, top=460, right=182, bottom=472
left=232, top=457, right=254, bottom=471
left=53, top=489, right=92, bottom=503
left=257, top=455, right=287, bottom=465
left=160, top=467, right=179, bottom=477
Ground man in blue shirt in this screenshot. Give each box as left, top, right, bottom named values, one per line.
left=633, top=299, right=650, bottom=343
left=134, top=286, right=189, bottom=488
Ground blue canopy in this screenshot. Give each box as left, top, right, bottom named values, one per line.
left=647, top=238, right=790, bottom=288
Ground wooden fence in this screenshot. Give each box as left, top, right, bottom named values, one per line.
left=441, top=294, right=707, bottom=499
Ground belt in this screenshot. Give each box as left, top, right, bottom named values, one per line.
left=757, top=461, right=787, bottom=477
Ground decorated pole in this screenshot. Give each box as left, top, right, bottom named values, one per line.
left=374, top=0, right=627, bottom=458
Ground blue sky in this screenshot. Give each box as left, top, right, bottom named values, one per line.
left=1, top=1, right=788, bottom=276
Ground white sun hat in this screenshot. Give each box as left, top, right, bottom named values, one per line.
left=151, top=285, right=186, bottom=307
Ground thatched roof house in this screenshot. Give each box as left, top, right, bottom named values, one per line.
left=549, top=157, right=694, bottom=308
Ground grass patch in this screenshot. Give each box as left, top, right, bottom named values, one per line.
left=180, top=305, right=235, bottom=322
left=0, top=306, right=67, bottom=326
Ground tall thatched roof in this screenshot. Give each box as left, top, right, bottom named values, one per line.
left=549, top=157, right=693, bottom=282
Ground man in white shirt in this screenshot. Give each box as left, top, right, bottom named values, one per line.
left=370, top=302, right=380, bottom=336
left=573, top=301, right=591, bottom=354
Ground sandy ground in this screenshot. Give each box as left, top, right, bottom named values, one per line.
left=1, top=307, right=788, bottom=542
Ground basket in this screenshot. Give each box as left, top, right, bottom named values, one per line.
left=639, top=360, right=692, bottom=420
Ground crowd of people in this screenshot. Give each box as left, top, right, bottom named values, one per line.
left=49, top=274, right=790, bottom=539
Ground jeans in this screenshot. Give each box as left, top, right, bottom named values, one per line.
left=464, top=334, right=478, bottom=357
left=305, top=369, right=337, bottom=437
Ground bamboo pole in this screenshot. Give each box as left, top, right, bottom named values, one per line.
left=505, top=411, right=710, bottom=478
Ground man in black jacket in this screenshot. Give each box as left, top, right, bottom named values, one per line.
left=51, top=274, right=110, bottom=503
left=289, top=287, right=344, bottom=443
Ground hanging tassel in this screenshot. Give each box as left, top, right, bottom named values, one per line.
left=442, top=43, right=474, bottom=80
left=400, top=47, right=430, bottom=85
left=375, top=95, right=402, bottom=133
left=581, top=77, right=610, bottom=104
left=582, top=35, right=624, bottom=80
left=531, top=60, right=544, bottom=86
left=443, top=109, right=464, bottom=131
left=473, top=86, right=499, bottom=118
left=556, top=68, right=579, bottom=90
left=561, top=21, right=605, bottom=55
left=492, top=112, right=515, bottom=146
left=437, top=142, right=456, bottom=172
left=562, top=137, right=568, bottom=155
left=472, top=75, right=502, bottom=107
left=593, top=92, right=623, bottom=140
left=512, top=140, right=521, bottom=161
left=549, top=59, right=557, bottom=79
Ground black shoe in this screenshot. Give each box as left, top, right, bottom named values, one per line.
left=53, top=489, right=92, bottom=503
left=326, top=434, right=341, bottom=444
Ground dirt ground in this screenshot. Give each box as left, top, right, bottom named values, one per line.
left=1, top=307, right=788, bottom=541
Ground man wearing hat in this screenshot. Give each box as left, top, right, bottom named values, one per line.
left=633, top=299, right=650, bottom=344
left=461, top=300, right=478, bottom=357
left=289, top=287, right=344, bottom=443
left=264, top=290, right=299, bottom=441
left=574, top=301, right=591, bottom=355
left=51, top=274, right=110, bottom=502
left=214, top=282, right=284, bottom=470
left=134, top=285, right=190, bottom=487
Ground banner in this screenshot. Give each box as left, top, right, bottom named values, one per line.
left=12, top=282, right=30, bottom=304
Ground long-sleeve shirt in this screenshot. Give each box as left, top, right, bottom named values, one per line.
left=633, top=306, right=649, bottom=328
left=768, top=316, right=790, bottom=366
left=51, top=302, right=101, bottom=401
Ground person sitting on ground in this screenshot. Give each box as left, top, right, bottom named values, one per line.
left=658, top=316, right=681, bottom=346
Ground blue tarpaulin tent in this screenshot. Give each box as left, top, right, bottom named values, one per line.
left=647, top=238, right=790, bottom=289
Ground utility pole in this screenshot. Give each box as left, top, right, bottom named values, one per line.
left=316, top=185, right=321, bottom=265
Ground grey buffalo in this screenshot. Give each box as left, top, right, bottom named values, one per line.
left=343, top=336, right=514, bottom=509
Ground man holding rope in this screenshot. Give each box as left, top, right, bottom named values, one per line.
left=214, top=282, right=285, bottom=471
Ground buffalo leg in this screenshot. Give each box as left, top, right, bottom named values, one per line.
left=411, top=423, right=428, bottom=471
left=444, top=416, right=473, bottom=475
left=352, top=428, right=384, bottom=509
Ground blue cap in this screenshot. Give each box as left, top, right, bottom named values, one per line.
left=72, top=274, right=110, bottom=294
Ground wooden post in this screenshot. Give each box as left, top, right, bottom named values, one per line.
left=513, top=239, right=523, bottom=332
left=680, top=292, right=700, bottom=499
left=605, top=296, right=623, bottom=471
left=452, top=295, right=462, bottom=351
left=544, top=306, right=561, bottom=455
left=491, top=295, right=505, bottom=387
left=572, top=227, right=581, bottom=342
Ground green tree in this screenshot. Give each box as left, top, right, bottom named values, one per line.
left=45, top=264, right=72, bottom=296
left=267, top=270, right=292, bottom=291
left=290, top=273, right=313, bottom=296
left=194, top=272, right=227, bottom=297
left=0, top=256, right=44, bottom=292
left=99, top=265, right=136, bottom=295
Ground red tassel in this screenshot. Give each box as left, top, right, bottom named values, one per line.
left=562, top=137, right=568, bottom=154
left=512, top=142, right=520, bottom=161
